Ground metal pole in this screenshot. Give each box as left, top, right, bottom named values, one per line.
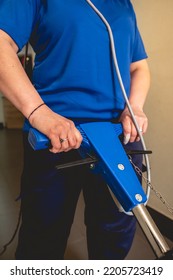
left=132, top=204, right=170, bottom=258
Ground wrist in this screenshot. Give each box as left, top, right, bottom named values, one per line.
left=28, top=103, right=51, bottom=128
left=125, top=104, right=144, bottom=112
left=28, top=103, right=45, bottom=121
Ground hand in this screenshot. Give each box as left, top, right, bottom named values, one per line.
left=119, top=106, right=148, bottom=144
left=29, top=105, right=83, bottom=153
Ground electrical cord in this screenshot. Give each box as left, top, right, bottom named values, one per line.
left=86, top=0, right=151, bottom=200
left=0, top=205, right=21, bottom=257
left=0, top=44, right=29, bottom=257
left=0, top=44, right=30, bottom=257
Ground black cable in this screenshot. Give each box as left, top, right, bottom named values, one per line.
left=0, top=43, right=28, bottom=258
left=0, top=204, right=22, bottom=257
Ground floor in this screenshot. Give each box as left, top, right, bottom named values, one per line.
left=0, top=128, right=172, bottom=260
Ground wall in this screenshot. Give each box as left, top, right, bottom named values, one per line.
left=131, top=0, right=173, bottom=219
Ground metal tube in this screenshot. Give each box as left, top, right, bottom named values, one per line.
left=132, top=204, right=170, bottom=258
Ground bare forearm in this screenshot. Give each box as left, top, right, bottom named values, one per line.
left=0, top=37, right=43, bottom=118
left=119, top=59, right=150, bottom=143
left=128, top=59, right=150, bottom=110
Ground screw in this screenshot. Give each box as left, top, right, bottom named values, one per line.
left=135, top=194, right=143, bottom=202
left=90, top=164, right=95, bottom=169
left=118, top=164, right=125, bottom=170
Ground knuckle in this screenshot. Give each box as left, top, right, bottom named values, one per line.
left=65, top=121, right=71, bottom=128
left=79, top=134, right=83, bottom=141
left=70, top=142, right=77, bottom=149
left=131, top=131, right=137, bottom=138
left=49, top=147, right=60, bottom=154
left=51, top=140, right=61, bottom=150
left=66, top=120, right=74, bottom=128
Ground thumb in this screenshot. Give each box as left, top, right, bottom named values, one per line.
left=122, top=121, right=131, bottom=145
left=123, top=133, right=131, bottom=145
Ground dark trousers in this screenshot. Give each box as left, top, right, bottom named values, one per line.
left=15, top=133, right=143, bottom=260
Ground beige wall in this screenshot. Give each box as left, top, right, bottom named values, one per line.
left=132, top=0, right=173, bottom=219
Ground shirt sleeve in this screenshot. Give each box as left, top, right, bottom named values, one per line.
left=131, top=25, right=148, bottom=62
left=129, top=1, right=148, bottom=62
left=0, top=0, right=41, bottom=51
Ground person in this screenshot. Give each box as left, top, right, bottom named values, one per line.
left=0, top=0, right=150, bottom=260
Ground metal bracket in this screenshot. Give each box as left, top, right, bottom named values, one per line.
left=55, top=150, right=152, bottom=170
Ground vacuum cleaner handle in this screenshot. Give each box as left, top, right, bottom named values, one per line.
left=28, top=122, right=147, bottom=213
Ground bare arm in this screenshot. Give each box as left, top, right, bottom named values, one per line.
left=0, top=30, right=44, bottom=116
left=0, top=30, right=82, bottom=152
left=119, top=58, right=150, bottom=143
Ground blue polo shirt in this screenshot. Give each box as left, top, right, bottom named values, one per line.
left=0, top=0, right=147, bottom=128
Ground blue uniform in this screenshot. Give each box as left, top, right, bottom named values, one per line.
left=0, top=0, right=147, bottom=259
left=0, top=0, right=147, bottom=124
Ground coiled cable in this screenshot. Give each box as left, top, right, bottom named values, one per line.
left=86, top=0, right=151, bottom=200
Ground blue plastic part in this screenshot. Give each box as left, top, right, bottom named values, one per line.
left=79, top=122, right=147, bottom=212
left=28, top=128, right=50, bottom=150
left=28, top=122, right=147, bottom=211
left=28, top=123, right=122, bottom=152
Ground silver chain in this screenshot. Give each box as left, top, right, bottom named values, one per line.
left=129, top=155, right=173, bottom=215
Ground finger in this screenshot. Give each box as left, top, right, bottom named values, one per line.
left=61, top=120, right=82, bottom=150
left=135, top=121, right=148, bottom=142
left=122, top=117, right=132, bottom=145
left=66, top=128, right=77, bottom=148
left=129, top=123, right=138, bottom=142
left=51, top=120, right=74, bottom=152
left=49, top=136, right=62, bottom=153
left=135, top=125, right=143, bottom=142
left=142, top=119, right=148, bottom=134
left=63, top=125, right=82, bottom=150
left=123, top=133, right=131, bottom=145
left=59, top=137, right=69, bottom=152
left=136, top=114, right=148, bottom=136
left=51, top=128, right=82, bottom=153
left=74, top=128, right=83, bottom=149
